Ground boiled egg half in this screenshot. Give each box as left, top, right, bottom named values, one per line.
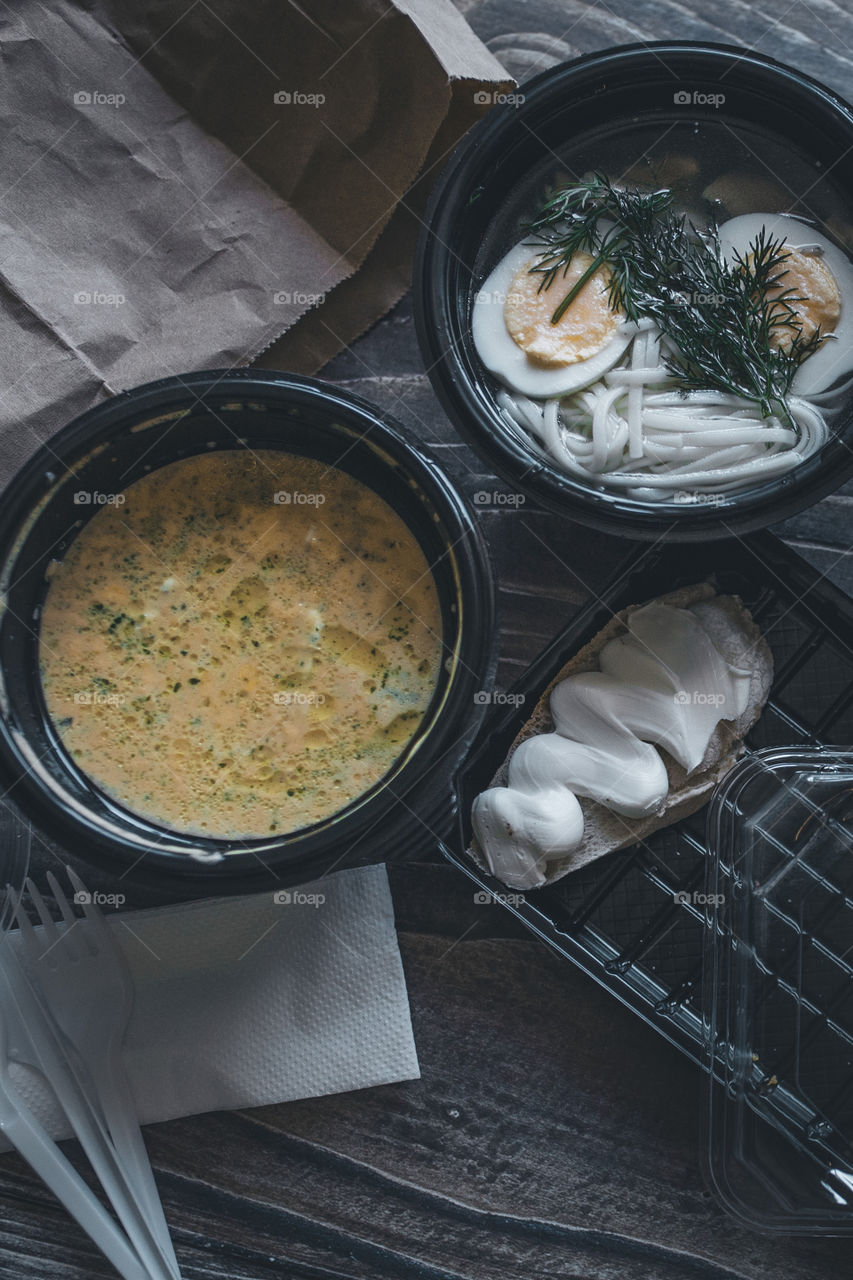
left=718, top=213, right=853, bottom=396
left=472, top=241, right=632, bottom=397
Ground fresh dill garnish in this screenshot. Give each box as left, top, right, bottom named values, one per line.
left=525, top=173, right=826, bottom=420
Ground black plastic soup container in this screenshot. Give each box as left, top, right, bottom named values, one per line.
left=413, top=42, right=853, bottom=541
left=0, top=371, right=495, bottom=889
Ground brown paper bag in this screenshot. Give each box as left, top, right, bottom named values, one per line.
left=0, top=0, right=512, bottom=483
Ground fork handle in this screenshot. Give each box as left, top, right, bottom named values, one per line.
left=1, top=1103, right=153, bottom=1280
left=95, top=1046, right=181, bottom=1280
left=0, top=934, right=177, bottom=1279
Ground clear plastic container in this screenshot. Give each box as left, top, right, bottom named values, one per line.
left=704, top=747, right=853, bottom=1234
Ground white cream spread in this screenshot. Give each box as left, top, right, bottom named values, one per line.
left=472, top=601, right=751, bottom=889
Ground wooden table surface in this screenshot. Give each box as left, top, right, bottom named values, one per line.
left=5, top=1, right=853, bottom=1277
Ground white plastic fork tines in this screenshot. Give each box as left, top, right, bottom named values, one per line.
left=15, top=868, right=182, bottom=1279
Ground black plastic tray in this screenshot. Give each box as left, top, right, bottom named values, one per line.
left=440, top=532, right=853, bottom=1068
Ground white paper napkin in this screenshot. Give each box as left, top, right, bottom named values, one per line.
left=3, top=864, right=420, bottom=1141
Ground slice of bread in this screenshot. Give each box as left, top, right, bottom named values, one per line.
left=469, top=582, right=773, bottom=886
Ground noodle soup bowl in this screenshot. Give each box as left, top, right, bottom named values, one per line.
left=0, top=371, right=495, bottom=891
left=414, top=42, right=853, bottom=541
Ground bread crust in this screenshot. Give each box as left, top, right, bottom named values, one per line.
left=469, top=583, right=773, bottom=885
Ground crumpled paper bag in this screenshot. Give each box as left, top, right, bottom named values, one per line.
left=0, top=0, right=512, bottom=485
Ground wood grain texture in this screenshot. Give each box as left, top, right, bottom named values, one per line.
left=5, top=0, right=853, bottom=1277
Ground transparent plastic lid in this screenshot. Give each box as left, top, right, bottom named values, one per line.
left=704, top=747, right=853, bottom=1235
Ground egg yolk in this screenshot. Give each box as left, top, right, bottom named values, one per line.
left=764, top=247, right=841, bottom=349
left=504, top=253, right=621, bottom=366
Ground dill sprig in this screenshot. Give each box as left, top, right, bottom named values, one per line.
left=525, top=174, right=825, bottom=420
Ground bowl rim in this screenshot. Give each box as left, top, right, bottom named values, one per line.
left=0, top=369, right=496, bottom=886
left=413, top=39, right=853, bottom=542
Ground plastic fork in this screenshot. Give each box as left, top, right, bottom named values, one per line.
left=0, top=940, right=152, bottom=1280
left=4, top=902, right=175, bottom=1280
left=14, top=869, right=181, bottom=1280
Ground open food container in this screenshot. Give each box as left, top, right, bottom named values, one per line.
left=414, top=42, right=853, bottom=540
left=438, top=532, right=853, bottom=1234
left=0, top=371, right=496, bottom=889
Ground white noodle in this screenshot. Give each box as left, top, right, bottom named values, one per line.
left=495, top=320, right=843, bottom=500
left=592, top=384, right=625, bottom=470
left=809, top=370, right=853, bottom=406
left=626, top=329, right=647, bottom=458
left=606, top=366, right=673, bottom=387
left=596, top=451, right=802, bottom=487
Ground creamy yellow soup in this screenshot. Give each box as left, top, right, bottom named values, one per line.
left=39, top=450, right=443, bottom=839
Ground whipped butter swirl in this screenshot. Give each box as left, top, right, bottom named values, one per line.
left=472, top=602, right=751, bottom=889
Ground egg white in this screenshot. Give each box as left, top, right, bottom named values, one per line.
left=472, top=241, right=633, bottom=398
left=718, top=213, right=853, bottom=396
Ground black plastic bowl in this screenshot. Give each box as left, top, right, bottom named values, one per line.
left=414, top=41, right=853, bottom=542
left=0, top=371, right=495, bottom=890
